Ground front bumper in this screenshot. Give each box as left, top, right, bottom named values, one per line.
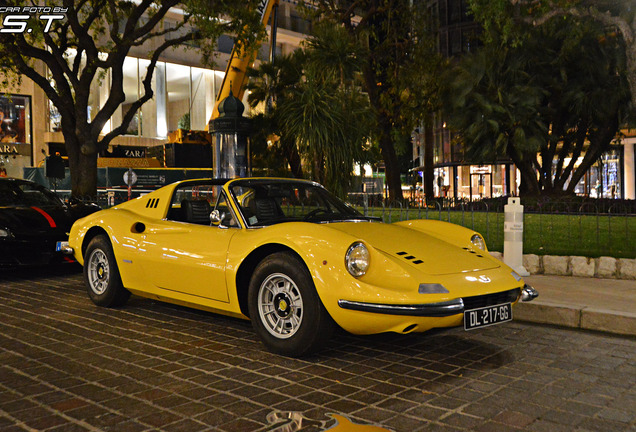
left=338, top=287, right=533, bottom=317
left=338, top=298, right=464, bottom=317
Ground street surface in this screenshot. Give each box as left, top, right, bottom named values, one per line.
left=1, top=267, right=634, bottom=431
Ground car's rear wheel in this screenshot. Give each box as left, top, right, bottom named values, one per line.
left=248, top=252, right=335, bottom=357
left=84, top=235, right=130, bottom=307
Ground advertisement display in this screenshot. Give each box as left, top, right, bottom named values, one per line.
left=0, top=94, right=32, bottom=177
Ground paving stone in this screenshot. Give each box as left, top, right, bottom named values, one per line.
left=597, top=256, right=618, bottom=278
left=1, top=268, right=635, bottom=432
left=617, top=258, right=636, bottom=279
left=570, top=256, right=596, bottom=277
left=543, top=255, right=570, bottom=275
left=523, top=254, right=542, bottom=274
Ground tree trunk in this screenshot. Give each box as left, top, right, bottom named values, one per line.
left=508, top=147, right=540, bottom=197
left=280, top=137, right=303, bottom=178
left=66, top=136, right=98, bottom=199
left=423, top=115, right=434, bottom=200
left=378, top=128, right=403, bottom=202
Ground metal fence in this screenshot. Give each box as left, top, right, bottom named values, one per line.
left=348, top=194, right=636, bottom=259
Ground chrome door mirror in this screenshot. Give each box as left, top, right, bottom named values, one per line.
left=210, top=209, right=224, bottom=226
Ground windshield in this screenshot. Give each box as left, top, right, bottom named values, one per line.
left=0, top=180, right=64, bottom=207
left=229, top=179, right=368, bottom=227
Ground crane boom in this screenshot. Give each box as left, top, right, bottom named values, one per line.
left=210, top=0, right=279, bottom=120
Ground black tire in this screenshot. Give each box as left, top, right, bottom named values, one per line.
left=248, top=252, right=335, bottom=357
left=83, top=235, right=130, bottom=307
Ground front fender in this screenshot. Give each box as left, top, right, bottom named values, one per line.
left=226, top=223, right=429, bottom=327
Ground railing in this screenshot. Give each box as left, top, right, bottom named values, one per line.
left=348, top=194, right=636, bottom=259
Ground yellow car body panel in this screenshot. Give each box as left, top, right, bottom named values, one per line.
left=69, top=178, right=527, bottom=338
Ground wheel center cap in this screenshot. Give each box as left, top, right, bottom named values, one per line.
left=274, top=293, right=291, bottom=318
left=97, top=265, right=105, bottom=279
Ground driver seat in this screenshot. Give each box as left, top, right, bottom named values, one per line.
left=249, top=197, right=283, bottom=223
left=181, top=199, right=211, bottom=225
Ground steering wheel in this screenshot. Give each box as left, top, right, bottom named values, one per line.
left=303, top=208, right=330, bottom=220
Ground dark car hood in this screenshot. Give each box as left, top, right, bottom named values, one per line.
left=0, top=205, right=73, bottom=234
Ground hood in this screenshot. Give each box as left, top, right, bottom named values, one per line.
left=0, top=205, right=72, bottom=235
left=326, top=221, right=499, bottom=275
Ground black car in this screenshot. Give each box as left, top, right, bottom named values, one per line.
left=0, top=177, right=100, bottom=266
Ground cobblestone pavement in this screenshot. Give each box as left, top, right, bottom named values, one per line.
left=1, top=267, right=635, bottom=432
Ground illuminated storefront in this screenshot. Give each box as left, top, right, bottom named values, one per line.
left=0, top=94, right=32, bottom=178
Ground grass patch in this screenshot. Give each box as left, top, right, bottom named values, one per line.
left=357, top=207, right=636, bottom=259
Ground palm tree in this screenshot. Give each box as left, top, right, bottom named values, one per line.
left=444, top=14, right=630, bottom=197
left=247, top=53, right=305, bottom=178
left=247, top=24, right=372, bottom=197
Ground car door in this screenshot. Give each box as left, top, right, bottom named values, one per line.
left=136, top=187, right=240, bottom=303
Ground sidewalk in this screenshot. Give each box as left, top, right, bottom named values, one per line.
left=514, top=275, right=636, bottom=337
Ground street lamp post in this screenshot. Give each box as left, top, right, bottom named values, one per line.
left=209, top=91, right=252, bottom=178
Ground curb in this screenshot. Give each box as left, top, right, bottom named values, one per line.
left=514, top=301, right=636, bottom=337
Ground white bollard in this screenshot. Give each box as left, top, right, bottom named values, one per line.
left=503, top=197, right=529, bottom=276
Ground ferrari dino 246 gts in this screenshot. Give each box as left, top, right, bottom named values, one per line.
left=63, top=178, right=538, bottom=356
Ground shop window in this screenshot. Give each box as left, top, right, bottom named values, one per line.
left=0, top=94, right=32, bottom=177
left=139, top=58, right=158, bottom=138
left=166, top=63, right=191, bottom=133
left=190, top=67, right=216, bottom=131
left=121, top=57, right=141, bottom=135
left=0, top=94, right=30, bottom=145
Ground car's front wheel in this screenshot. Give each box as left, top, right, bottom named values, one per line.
left=84, top=235, right=130, bottom=307
left=248, top=252, right=335, bottom=357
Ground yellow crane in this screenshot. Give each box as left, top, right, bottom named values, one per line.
left=210, top=0, right=279, bottom=120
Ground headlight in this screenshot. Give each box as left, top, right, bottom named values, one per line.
left=471, top=234, right=486, bottom=251
left=345, top=242, right=370, bottom=277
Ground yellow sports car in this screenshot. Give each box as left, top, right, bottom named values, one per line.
left=63, top=178, right=538, bottom=356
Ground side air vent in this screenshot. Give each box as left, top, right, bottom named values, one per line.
left=146, top=198, right=160, bottom=209
left=463, top=247, right=484, bottom=258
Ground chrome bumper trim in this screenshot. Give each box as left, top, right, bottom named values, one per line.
left=337, top=298, right=465, bottom=317
left=521, top=284, right=539, bottom=302
left=55, top=241, right=74, bottom=255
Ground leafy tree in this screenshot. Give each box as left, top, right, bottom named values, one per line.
left=444, top=13, right=630, bottom=196
left=0, top=0, right=264, bottom=198
left=303, top=0, right=443, bottom=201
left=469, top=0, right=636, bottom=110
left=247, top=22, right=372, bottom=197
left=247, top=52, right=306, bottom=179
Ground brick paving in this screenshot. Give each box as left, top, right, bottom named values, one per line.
left=1, top=266, right=634, bottom=432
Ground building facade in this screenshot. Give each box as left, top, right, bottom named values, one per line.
left=0, top=1, right=307, bottom=177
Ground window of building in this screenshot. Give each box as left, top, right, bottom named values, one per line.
left=0, top=94, right=32, bottom=177
left=0, top=94, right=30, bottom=145
left=122, top=57, right=141, bottom=135
left=46, top=55, right=224, bottom=140
left=166, top=62, right=191, bottom=133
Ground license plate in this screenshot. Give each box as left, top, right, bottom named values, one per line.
left=464, top=303, right=512, bottom=330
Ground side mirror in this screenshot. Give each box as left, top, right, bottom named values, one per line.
left=210, top=209, right=224, bottom=226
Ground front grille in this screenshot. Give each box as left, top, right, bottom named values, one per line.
left=463, top=288, right=521, bottom=310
